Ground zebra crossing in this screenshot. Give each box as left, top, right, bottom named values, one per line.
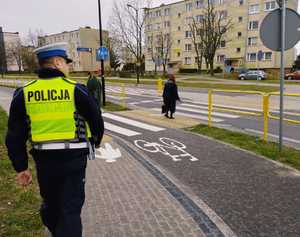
left=103, top=112, right=166, bottom=137
left=106, top=87, right=157, bottom=97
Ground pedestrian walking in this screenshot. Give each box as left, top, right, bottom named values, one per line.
left=87, top=71, right=102, bottom=109
left=162, top=74, right=181, bottom=119
left=5, top=42, right=104, bottom=237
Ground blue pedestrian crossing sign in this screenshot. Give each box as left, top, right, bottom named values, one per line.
left=96, top=46, right=109, bottom=61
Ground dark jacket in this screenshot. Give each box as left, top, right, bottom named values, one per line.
left=163, top=79, right=180, bottom=113
left=87, top=75, right=102, bottom=108
left=5, top=68, right=104, bottom=173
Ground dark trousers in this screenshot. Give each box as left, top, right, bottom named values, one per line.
left=37, top=167, right=86, bottom=237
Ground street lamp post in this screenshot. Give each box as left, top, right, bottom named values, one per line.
left=127, top=4, right=140, bottom=84
left=98, top=0, right=106, bottom=106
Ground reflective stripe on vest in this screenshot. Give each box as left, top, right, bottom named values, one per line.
left=24, top=77, right=80, bottom=142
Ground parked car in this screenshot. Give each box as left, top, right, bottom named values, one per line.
left=285, top=70, right=300, bottom=80
left=238, top=70, right=267, bottom=80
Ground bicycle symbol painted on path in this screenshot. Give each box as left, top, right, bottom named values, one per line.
left=134, top=137, right=198, bottom=162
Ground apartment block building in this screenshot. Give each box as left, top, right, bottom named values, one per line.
left=0, top=27, right=23, bottom=72
left=38, top=27, right=110, bottom=72
left=144, top=0, right=298, bottom=72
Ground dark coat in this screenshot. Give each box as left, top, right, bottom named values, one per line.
left=163, top=79, right=180, bottom=113
left=87, top=75, right=102, bottom=109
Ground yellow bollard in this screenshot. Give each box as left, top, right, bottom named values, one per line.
left=121, top=83, right=126, bottom=108
left=208, top=90, right=213, bottom=127
left=157, top=78, right=163, bottom=96
left=263, top=94, right=269, bottom=142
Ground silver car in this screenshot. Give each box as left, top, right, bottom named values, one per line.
left=238, top=70, right=267, bottom=80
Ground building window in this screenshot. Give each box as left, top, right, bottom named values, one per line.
left=248, top=21, right=259, bottom=30
left=239, top=0, right=244, bottom=5
left=220, top=40, right=226, bottom=48
left=265, top=1, right=277, bottom=11
left=236, top=48, right=241, bottom=53
left=177, top=52, right=181, bottom=57
left=155, top=23, right=161, bottom=30
left=217, top=55, right=225, bottom=63
left=185, top=44, right=192, bottom=51
left=196, top=29, right=203, bottom=36
left=196, top=15, right=204, bottom=23
left=177, top=40, right=181, bottom=44
left=249, top=4, right=259, bottom=14
left=155, top=10, right=161, bottom=17
left=146, top=24, right=152, bottom=31
left=196, top=0, right=204, bottom=8
left=164, top=8, right=170, bottom=16
left=185, top=31, right=192, bottom=38
left=238, top=32, right=242, bottom=37
left=248, top=37, right=258, bottom=46
left=185, top=17, right=193, bottom=24
left=178, top=13, right=181, bottom=18
left=164, top=21, right=170, bottom=28
left=178, top=26, right=181, bottom=31
left=247, top=53, right=257, bottom=61
left=184, top=57, right=192, bottom=64
left=186, top=3, right=193, bottom=11
left=264, top=52, right=272, bottom=60
left=238, top=16, right=243, bottom=22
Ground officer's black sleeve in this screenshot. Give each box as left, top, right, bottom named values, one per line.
left=5, top=88, right=29, bottom=173
left=75, top=84, right=104, bottom=146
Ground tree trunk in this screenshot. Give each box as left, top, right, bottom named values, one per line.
left=209, top=60, right=214, bottom=76
left=162, top=63, right=166, bottom=76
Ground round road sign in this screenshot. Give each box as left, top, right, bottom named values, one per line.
left=260, top=8, right=300, bottom=51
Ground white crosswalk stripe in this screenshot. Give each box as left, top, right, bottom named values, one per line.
left=176, top=105, right=240, bottom=119
left=103, top=113, right=165, bottom=132
left=151, top=108, right=224, bottom=122
left=104, top=122, right=141, bottom=136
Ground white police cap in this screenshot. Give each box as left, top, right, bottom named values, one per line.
left=34, top=42, right=72, bottom=63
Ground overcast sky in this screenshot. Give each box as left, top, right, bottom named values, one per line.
left=1, top=0, right=299, bottom=51
left=0, top=0, right=178, bottom=39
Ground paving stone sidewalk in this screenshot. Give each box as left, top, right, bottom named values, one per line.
left=82, top=141, right=205, bottom=237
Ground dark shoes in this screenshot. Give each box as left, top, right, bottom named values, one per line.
left=164, top=113, right=169, bottom=118
left=169, top=116, right=174, bottom=119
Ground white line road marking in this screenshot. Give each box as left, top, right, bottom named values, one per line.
left=103, top=113, right=165, bottom=132
left=176, top=106, right=240, bottom=119
left=190, top=101, right=262, bottom=112
left=245, top=129, right=300, bottom=144
left=104, top=122, right=141, bottom=136
left=106, top=95, right=129, bottom=100
left=151, top=108, right=224, bottom=122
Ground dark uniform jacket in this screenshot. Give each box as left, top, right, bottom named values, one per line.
left=6, top=68, right=104, bottom=173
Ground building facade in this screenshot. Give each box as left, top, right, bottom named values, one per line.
left=144, top=0, right=298, bottom=72
left=38, top=27, right=110, bottom=72
left=0, top=27, right=23, bottom=72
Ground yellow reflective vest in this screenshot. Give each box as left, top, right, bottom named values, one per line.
left=24, top=77, right=89, bottom=143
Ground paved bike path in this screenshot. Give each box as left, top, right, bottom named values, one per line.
left=108, top=114, right=300, bottom=237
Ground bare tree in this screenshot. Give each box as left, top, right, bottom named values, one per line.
left=6, top=40, right=23, bottom=72
left=156, top=32, right=172, bottom=75
left=27, top=28, right=44, bottom=47
left=189, top=20, right=204, bottom=73
left=109, top=0, right=151, bottom=82
left=21, top=46, right=38, bottom=72
left=197, top=1, right=233, bottom=75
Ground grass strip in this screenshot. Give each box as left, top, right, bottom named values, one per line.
left=104, top=79, right=278, bottom=92
left=0, top=107, right=43, bottom=237
left=103, top=101, right=130, bottom=112
left=186, top=124, right=300, bottom=171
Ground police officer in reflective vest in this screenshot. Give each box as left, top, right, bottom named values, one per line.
left=5, top=42, right=104, bottom=237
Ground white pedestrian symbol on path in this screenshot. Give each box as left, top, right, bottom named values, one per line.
left=95, top=143, right=121, bottom=162
left=134, top=137, right=198, bottom=162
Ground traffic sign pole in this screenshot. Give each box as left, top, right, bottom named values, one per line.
left=279, top=0, right=286, bottom=152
